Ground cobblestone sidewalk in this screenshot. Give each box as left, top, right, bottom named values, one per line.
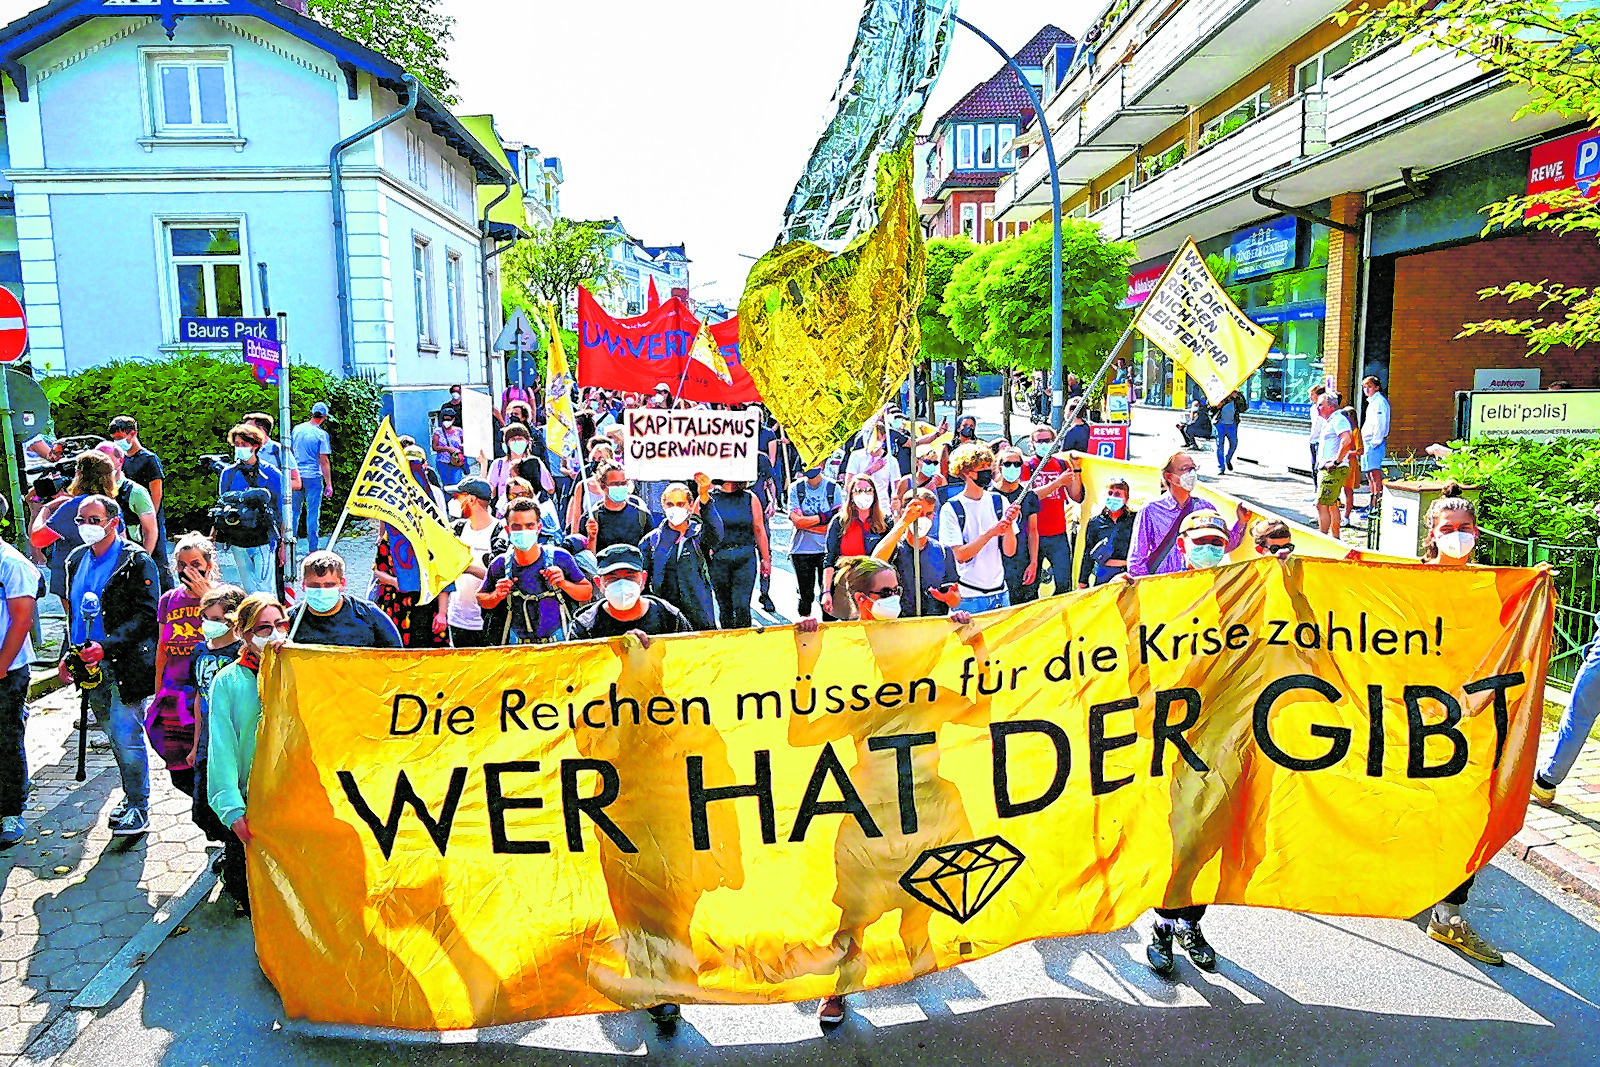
left=0, top=686, right=215, bottom=1063
left=1517, top=726, right=1600, bottom=904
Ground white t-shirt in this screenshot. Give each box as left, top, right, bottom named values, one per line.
left=1315, top=411, right=1353, bottom=467
left=447, top=521, right=499, bottom=630
left=0, top=543, right=38, bottom=673
left=937, top=491, right=1007, bottom=596
left=845, top=448, right=902, bottom=508
left=1362, top=392, right=1391, bottom=447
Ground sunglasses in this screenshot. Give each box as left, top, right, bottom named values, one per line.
left=250, top=619, right=291, bottom=637
left=1189, top=536, right=1227, bottom=548
left=74, top=516, right=110, bottom=527
left=863, top=586, right=902, bottom=600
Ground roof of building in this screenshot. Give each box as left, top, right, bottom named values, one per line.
left=0, top=0, right=515, bottom=185
left=933, top=24, right=1073, bottom=128
left=457, top=114, right=527, bottom=232
left=938, top=171, right=1007, bottom=190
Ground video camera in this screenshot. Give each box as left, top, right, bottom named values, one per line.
left=198, top=453, right=230, bottom=476
left=26, top=435, right=107, bottom=495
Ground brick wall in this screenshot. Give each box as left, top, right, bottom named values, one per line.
left=1323, top=192, right=1364, bottom=394
left=1388, top=227, right=1600, bottom=452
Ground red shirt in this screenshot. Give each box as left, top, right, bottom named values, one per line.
left=1026, top=456, right=1071, bottom=537
left=840, top=518, right=868, bottom=557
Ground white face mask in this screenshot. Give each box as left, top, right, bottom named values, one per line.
left=263, top=631, right=287, bottom=646
left=200, top=619, right=231, bottom=641
left=912, top=517, right=932, bottom=538
left=1434, top=530, right=1477, bottom=560
left=873, top=594, right=903, bottom=620
left=604, top=578, right=642, bottom=611
left=1178, top=470, right=1199, bottom=492
left=447, top=500, right=464, bottom=519
left=78, top=523, right=109, bottom=547
left=665, top=505, right=690, bottom=527
left=853, top=491, right=875, bottom=511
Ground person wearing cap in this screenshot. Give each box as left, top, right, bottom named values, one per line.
left=439, top=477, right=505, bottom=648
left=650, top=383, right=672, bottom=409
left=1144, top=507, right=1236, bottom=979
left=290, top=403, right=334, bottom=552
left=1127, top=452, right=1248, bottom=577
left=1251, top=518, right=1294, bottom=559
left=478, top=499, right=591, bottom=645
left=569, top=543, right=692, bottom=642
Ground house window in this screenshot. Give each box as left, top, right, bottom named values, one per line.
left=1296, top=29, right=1369, bottom=93
left=413, top=236, right=436, bottom=348
left=956, top=125, right=975, bottom=169
left=446, top=251, right=466, bottom=352
left=1201, top=86, right=1272, bottom=146
left=978, top=203, right=992, bottom=242
left=998, top=123, right=1019, bottom=167
left=406, top=129, right=430, bottom=190
left=1068, top=203, right=1089, bottom=219
left=960, top=203, right=977, bottom=238
left=442, top=162, right=460, bottom=210
left=978, top=125, right=996, bottom=168
left=1098, top=176, right=1132, bottom=209
left=144, top=49, right=237, bottom=138
left=165, top=222, right=245, bottom=322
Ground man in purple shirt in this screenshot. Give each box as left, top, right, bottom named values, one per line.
left=1127, top=452, right=1248, bottom=576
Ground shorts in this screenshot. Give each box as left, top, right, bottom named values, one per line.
left=1317, top=466, right=1350, bottom=506
left=1362, top=442, right=1386, bottom=474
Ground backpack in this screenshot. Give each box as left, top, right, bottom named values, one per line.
left=210, top=466, right=274, bottom=548
left=945, top=491, right=1004, bottom=532
left=491, top=549, right=572, bottom=644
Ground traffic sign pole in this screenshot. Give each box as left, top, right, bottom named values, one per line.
left=277, top=311, right=293, bottom=585
left=0, top=370, right=26, bottom=558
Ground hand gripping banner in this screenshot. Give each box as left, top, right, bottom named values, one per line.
left=249, top=559, right=1552, bottom=1030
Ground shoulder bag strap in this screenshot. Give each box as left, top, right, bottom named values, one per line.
left=1144, top=497, right=1198, bottom=574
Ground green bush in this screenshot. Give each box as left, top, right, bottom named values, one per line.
left=43, top=353, right=384, bottom=532
left=1439, top=437, right=1600, bottom=544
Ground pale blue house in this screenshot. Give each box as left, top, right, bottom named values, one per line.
left=0, top=0, right=520, bottom=444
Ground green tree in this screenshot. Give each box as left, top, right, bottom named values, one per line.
left=501, top=219, right=623, bottom=323
left=915, top=236, right=979, bottom=416
left=307, top=0, right=459, bottom=104
left=1341, top=0, right=1600, bottom=353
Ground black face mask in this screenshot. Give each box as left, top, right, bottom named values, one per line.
left=958, top=425, right=976, bottom=439
left=804, top=468, right=822, bottom=479
left=972, top=470, right=994, bottom=489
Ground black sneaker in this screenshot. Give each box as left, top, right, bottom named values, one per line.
left=647, top=1003, right=680, bottom=1025
left=109, top=806, right=149, bottom=837
left=759, top=596, right=777, bottom=614
left=1175, top=919, right=1217, bottom=971
left=1146, top=920, right=1175, bottom=976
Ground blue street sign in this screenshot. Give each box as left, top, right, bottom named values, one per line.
left=178, top=317, right=279, bottom=344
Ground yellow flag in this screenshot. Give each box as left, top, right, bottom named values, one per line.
left=541, top=303, right=580, bottom=470
left=343, top=418, right=470, bottom=603
left=249, top=560, right=1552, bottom=1029
left=1135, top=238, right=1274, bottom=404
left=689, top=318, right=733, bottom=385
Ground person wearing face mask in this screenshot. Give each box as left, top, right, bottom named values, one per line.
left=1021, top=424, right=1082, bottom=596
left=290, top=402, right=335, bottom=552
left=107, top=415, right=169, bottom=581
left=640, top=477, right=723, bottom=632
left=935, top=444, right=1020, bottom=614
left=1127, top=452, right=1247, bottom=577
left=479, top=499, right=593, bottom=645
left=438, top=478, right=506, bottom=648
left=61, top=495, right=159, bottom=837
left=1250, top=519, right=1294, bottom=559
left=706, top=477, right=770, bottom=630
left=489, top=424, right=556, bottom=503
left=288, top=551, right=401, bottom=648
left=872, top=490, right=963, bottom=617
left=1078, top=478, right=1136, bottom=587
left=431, top=408, right=467, bottom=489
left=844, top=421, right=902, bottom=513
left=151, top=533, right=220, bottom=797
left=584, top=462, right=653, bottom=553
left=207, top=592, right=287, bottom=916
left=1412, top=484, right=1505, bottom=966
left=187, top=584, right=244, bottom=896
left=567, top=441, right=618, bottom=534
left=214, top=424, right=285, bottom=596
left=992, top=447, right=1042, bottom=605
left=569, top=543, right=692, bottom=642
left=821, top=474, right=891, bottom=618
left=440, top=385, right=464, bottom=426
left=939, top=415, right=980, bottom=478
left=895, top=445, right=949, bottom=513
left=787, top=462, right=841, bottom=619
left=94, top=442, right=160, bottom=557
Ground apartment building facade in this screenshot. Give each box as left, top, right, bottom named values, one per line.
left=994, top=0, right=1593, bottom=449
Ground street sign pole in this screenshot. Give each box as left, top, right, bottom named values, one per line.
left=277, top=310, right=293, bottom=584
left=0, top=370, right=25, bottom=558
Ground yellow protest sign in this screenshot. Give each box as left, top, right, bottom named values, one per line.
left=542, top=303, right=581, bottom=470
left=343, top=418, right=471, bottom=603
left=249, top=559, right=1551, bottom=1030
left=1136, top=239, right=1274, bottom=404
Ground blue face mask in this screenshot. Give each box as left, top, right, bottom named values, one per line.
left=1186, top=543, right=1227, bottom=569
left=1105, top=495, right=1125, bottom=512
left=1000, top=464, right=1023, bottom=482
left=303, top=586, right=341, bottom=614
left=509, top=529, right=539, bottom=552
left=920, top=461, right=939, bottom=477
left=606, top=484, right=631, bottom=504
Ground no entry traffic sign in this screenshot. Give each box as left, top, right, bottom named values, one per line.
left=0, top=287, right=27, bottom=363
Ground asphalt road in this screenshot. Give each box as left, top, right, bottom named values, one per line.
left=24, top=853, right=1600, bottom=1066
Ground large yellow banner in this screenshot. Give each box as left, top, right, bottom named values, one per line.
left=251, top=559, right=1551, bottom=1030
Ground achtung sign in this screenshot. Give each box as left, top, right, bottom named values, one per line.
left=249, top=559, right=1551, bottom=1030
left=623, top=406, right=760, bottom=481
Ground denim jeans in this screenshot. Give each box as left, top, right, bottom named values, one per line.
left=1215, top=423, right=1239, bottom=470
left=1539, top=638, right=1600, bottom=786
left=230, top=544, right=274, bottom=595
left=294, top=473, right=324, bottom=551
left=0, top=668, right=29, bottom=818
left=962, top=590, right=1010, bottom=614
left=1002, top=550, right=1039, bottom=605
left=1037, top=533, right=1075, bottom=596
left=94, top=680, right=150, bottom=813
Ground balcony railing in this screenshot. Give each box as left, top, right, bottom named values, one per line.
left=1088, top=197, right=1126, bottom=243
left=1323, top=41, right=1490, bottom=145
left=1125, top=94, right=1321, bottom=235
left=1083, top=66, right=1127, bottom=139
left=1126, top=0, right=1247, bottom=99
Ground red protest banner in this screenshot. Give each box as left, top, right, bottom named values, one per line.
left=576, top=287, right=761, bottom=403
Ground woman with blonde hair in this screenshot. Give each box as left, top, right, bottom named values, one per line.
left=821, top=474, right=891, bottom=618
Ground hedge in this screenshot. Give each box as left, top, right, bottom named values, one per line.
left=1439, top=437, right=1600, bottom=545
left=43, top=353, right=384, bottom=532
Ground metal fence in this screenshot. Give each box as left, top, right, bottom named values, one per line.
left=1478, top=527, right=1599, bottom=690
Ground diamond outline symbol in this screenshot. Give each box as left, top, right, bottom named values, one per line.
left=898, top=835, right=1025, bottom=923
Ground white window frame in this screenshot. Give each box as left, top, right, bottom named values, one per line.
left=413, top=234, right=437, bottom=350
left=1098, top=175, right=1132, bottom=209
left=406, top=128, right=430, bottom=190
left=1296, top=28, right=1368, bottom=93
left=998, top=123, right=1019, bottom=167
left=956, top=124, right=975, bottom=169
left=960, top=202, right=977, bottom=238
left=155, top=215, right=253, bottom=342
left=139, top=47, right=240, bottom=142
left=978, top=124, right=996, bottom=169
left=445, top=250, right=467, bottom=353
left=442, top=161, right=460, bottom=211
left=1202, top=85, right=1272, bottom=142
